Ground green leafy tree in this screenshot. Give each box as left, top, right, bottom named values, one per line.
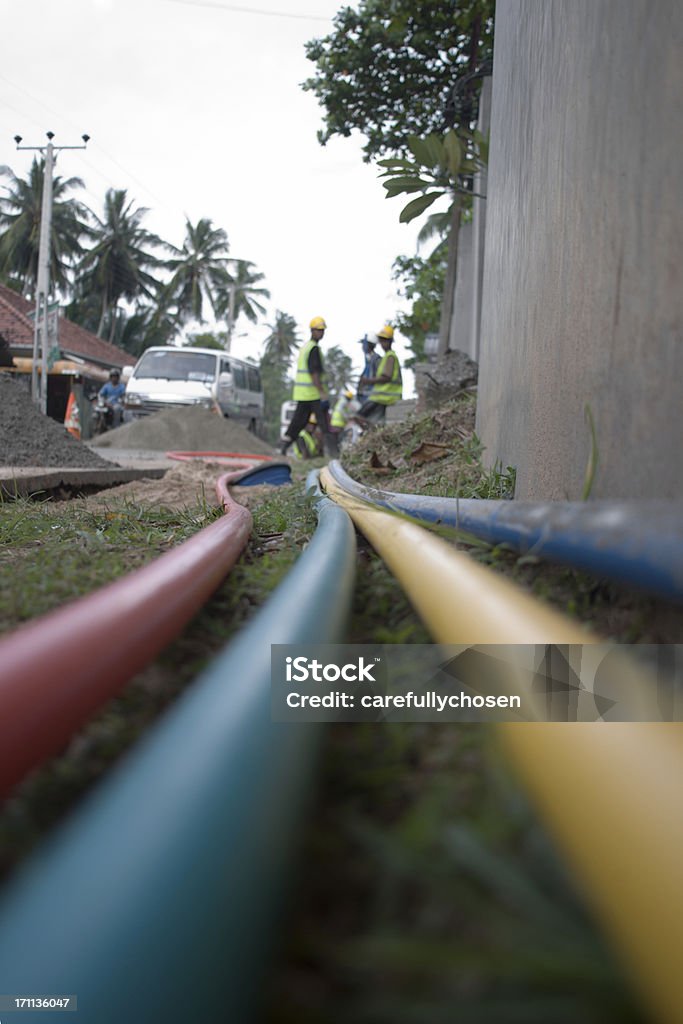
left=187, top=330, right=228, bottom=350
left=303, top=0, right=494, bottom=162
left=214, top=259, right=270, bottom=329
left=75, top=188, right=165, bottom=340
left=378, top=129, right=484, bottom=224
left=0, top=157, right=91, bottom=298
left=263, top=310, right=300, bottom=363
left=323, top=344, right=354, bottom=397
left=114, top=306, right=177, bottom=356
left=162, top=217, right=230, bottom=326
left=260, top=311, right=300, bottom=442
left=392, top=243, right=447, bottom=365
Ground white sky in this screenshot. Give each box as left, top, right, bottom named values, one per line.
left=0, top=0, right=425, bottom=393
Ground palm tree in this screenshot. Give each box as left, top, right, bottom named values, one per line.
left=214, top=259, right=270, bottom=342
left=78, top=188, right=165, bottom=340
left=0, top=157, right=91, bottom=298
left=161, top=217, right=229, bottom=327
left=263, top=310, right=300, bottom=364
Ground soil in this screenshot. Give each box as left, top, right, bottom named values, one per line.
left=342, top=396, right=482, bottom=495
left=91, top=405, right=274, bottom=456
left=76, top=460, right=283, bottom=512
left=0, top=374, right=112, bottom=469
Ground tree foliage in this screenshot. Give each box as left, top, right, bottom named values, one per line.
left=323, top=344, right=354, bottom=397
left=77, top=188, right=164, bottom=339
left=392, top=243, right=447, bottom=365
left=0, top=163, right=271, bottom=357
left=214, top=259, right=270, bottom=327
left=187, top=330, right=228, bottom=350
left=161, top=217, right=230, bottom=326
left=303, top=0, right=494, bottom=162
left=260, top=310, right=300, bottom=442
left=378, top=129, right=474, bottom=221
left=0, top=157, right=91, bottom=298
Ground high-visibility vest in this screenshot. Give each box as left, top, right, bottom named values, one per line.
left=369, top=350, right=402, bottom=405
left=292, top=339, right=321, bottom=401
left=331, top=395, right=350, bottom=428
left=292, top=429, right=319, bottom=460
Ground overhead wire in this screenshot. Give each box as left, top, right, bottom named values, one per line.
left=163, top=0, right=331, bottom=21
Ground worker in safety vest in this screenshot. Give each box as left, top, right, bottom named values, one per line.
left=327, top=389, right=358, bottom=456
left=356, top=335, right=380, bottom=403
left=280, top=316, right=330, bottom=456
left=292, top=414, right=323, bottom=460
left=357, top=325, right=402, bottom=425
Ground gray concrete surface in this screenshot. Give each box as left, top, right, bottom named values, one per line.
left=86, top=447, right=177, bottom=469
left=0, top=466, right=167, bottom=500
left=447, top=76, right=492, bottom=363
left=476, top=0, right=683, bottom=500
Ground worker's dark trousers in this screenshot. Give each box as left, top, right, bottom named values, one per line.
left=284, top=400, right=334, bottom=455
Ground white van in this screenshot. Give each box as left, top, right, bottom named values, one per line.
left=279, top=399, right=297, bottom=441
left=124, top=346, right=264, bottom=432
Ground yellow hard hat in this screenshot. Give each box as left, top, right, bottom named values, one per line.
left=310, top=316, right=327, bottom=330
left=345, top=389, right=354, bottom=399
left=376, top=325, right=394, bottom=340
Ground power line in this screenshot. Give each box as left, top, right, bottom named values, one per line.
left=0, top=71, right=176, bottom=214
left=164, top=0, right=330, bottom=21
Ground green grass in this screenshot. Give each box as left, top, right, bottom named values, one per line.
left=0, top=495, right=222, bottom=631
left=0, top=445, right=665, bottom=1023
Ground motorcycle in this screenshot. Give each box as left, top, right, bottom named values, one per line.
left=92, top=396, right=116, bottom=435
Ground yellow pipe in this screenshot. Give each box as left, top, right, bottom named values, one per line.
left=321, top=467, right=683, bottom=1024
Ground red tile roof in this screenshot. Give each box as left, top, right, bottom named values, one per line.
left=0, top=284, right=136, bottom=368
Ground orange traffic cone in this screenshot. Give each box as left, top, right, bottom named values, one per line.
left=64, top=393, right=81, bottom=439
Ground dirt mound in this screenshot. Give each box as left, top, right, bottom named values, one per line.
left=79, top=460, right=287, bottom=511
left=0, top=374, right=113, bottom=469
left=341, top=394, right=482, bottom=495
left=91, top=405, right=274, bottom=455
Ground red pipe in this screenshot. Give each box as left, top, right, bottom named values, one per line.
left=0, top=471, right=252, bottom=799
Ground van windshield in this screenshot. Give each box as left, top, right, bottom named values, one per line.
left=134, top=350, right=216, bottom=383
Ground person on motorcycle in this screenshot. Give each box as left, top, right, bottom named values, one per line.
left=98, top=369, right=126, bottom=428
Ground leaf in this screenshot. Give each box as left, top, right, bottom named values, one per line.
left=409, top=441, right=451, bottom=465
left=407, top=135, right=441, bottom=169
left=384, top=182, right=425, bottom=198
left=443, top=130, right=462, bottom=175
left=383, top=175, right=432, bottom=189
left=399, top=192, right=442, bottom=223
left=425, top=133, right=446, bottom=168
left=376, top=157, right=414, bottom=170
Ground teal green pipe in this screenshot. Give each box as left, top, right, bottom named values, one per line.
left=0, top=473, right=356, bottom=1024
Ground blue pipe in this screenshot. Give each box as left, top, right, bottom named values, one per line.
left=327, top=461, right=683, bottom=602
left=0, top=473, right=356, bottom=1024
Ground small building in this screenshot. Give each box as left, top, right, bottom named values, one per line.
left=0, top=284, right=136, bottom=427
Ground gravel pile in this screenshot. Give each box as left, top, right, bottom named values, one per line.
left=0, top=375, right=113, bottom=468
left=91, top=405, right=275, bottom=455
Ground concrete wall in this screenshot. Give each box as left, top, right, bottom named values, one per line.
left=476, top=0, right=683, bottom=500
left=447, top=221, right=474, bottom=355
left=445, top=77, right=492, bottom=362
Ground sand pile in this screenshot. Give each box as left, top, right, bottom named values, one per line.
left=91, top=406, right=274, bottom=455
left=0, top=374, right=113, bottom=468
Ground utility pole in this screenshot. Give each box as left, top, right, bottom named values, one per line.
left=14, top=131, right=90, bottom=413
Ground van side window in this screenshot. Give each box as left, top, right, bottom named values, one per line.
left=247, top=367, right=261, bottom=392
left=233, top=365, right=246, bottom=389
left=220, top=359, right=231, bottom=376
